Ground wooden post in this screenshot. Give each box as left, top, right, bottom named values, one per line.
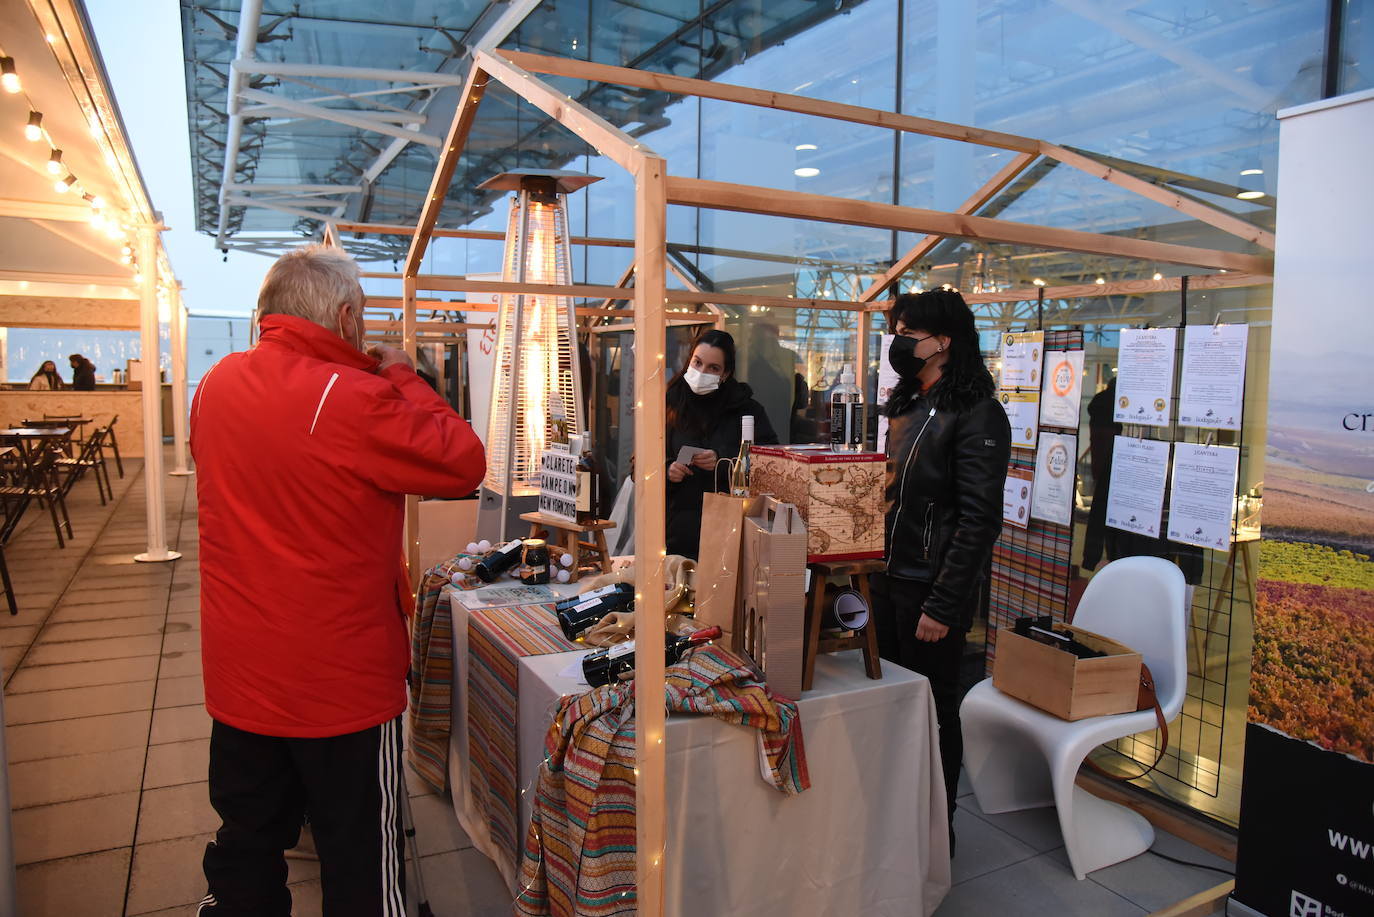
left=632, top=153, right=669, bottom=917
left=402, top=274, right=421, bottom=589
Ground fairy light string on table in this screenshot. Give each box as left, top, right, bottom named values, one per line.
left=0, top=44, right=140, bottom=272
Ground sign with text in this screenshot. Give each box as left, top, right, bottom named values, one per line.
left=1114, top=327, right=1177, bottom=427
left=538, top=446, right=577, bottom=521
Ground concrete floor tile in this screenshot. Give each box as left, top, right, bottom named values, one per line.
left=161, top=629, right=200, bottom=654
left=11, top=790, right=139, bottom=865
left=408, top=848, right=513, bottom=917
left=49, top=599, right=167, bottom=622
left=933, top=850, right=1146, bottom=917
left=38, top=616, right=166, bottom=642
left=0, top=624, right=38, bottom=648
left=16, top=847, right=132, bottom=917
left=149, top=703, right=212, bottom=745
left=6, top=709, right=151, bottom=762
left=9, top=746, right=146, bottom=809
left=165, top=612, right=199, bottom=632
left=153, top=673, right=205, bottom=709
left=125, top=833, right=214, bottom=916
left=167, top=596, right=200, bottom=615
left=62, top=585, right=168, bottom=607
left=143, top=737, right=210, bottom=790
left=24, top=633, right=163, bottom=666
left=408, top=790, right=473, bottom=856
left=6, top=654, right=159, bottom=692
left=1087, top=829, right=1236, bottom=912
left=2, top=643, right=24, bottom=676
left=156, top=651, right=202, bottom=678
left=2, top=680, right=155, bottom=725
left=960, top=793, right=1070, bottom=854
left=135, top=781, right=219, bottom=844
left=949, top=805, right=1047, bottom=884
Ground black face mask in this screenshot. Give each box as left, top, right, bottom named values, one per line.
left=888, top=334, right=929, bottom=379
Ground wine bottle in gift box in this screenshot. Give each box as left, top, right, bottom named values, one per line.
left=555, top=582, right=634, bottom=641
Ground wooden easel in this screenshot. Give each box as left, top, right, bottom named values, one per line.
left=802, top=557, right=884, bottom=690
left=519, top=511, right=615, bottom=582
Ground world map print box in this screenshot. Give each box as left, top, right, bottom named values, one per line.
left=750, top=445, right=886, bottom=562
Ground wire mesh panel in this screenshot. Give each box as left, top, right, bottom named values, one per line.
left=483, top=193, right=584, bottom=496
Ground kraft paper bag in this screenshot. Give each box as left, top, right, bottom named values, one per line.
left=739, top=496, right=809, bottom=699
left=695, top=491, right=750, bottom=643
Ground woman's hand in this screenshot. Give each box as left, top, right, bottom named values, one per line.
left=914, top=613, right=949, bottom=643
left=690, top=449, right=718, bottom=470
left=667, top=461, right=690, bottom=483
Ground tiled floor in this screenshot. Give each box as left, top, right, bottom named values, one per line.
left=2, top=448, right=1235, bottom=915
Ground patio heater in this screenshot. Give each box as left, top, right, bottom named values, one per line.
left=475, top=170, right=600, bottom=543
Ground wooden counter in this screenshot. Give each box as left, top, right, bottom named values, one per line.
left=0, top=389, right=156, bottom=457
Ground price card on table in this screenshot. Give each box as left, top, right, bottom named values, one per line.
left=1168, top=443, right=1240, bottom=550
left=1178, top=323, right=1248, bottom=430
left=1105, top=437, right=1170, bottom=537
left=1114, top=327, right=1177, bottom=427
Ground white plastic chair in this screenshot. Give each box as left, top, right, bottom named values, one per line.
left=961, top=556, right=1187, bottom=879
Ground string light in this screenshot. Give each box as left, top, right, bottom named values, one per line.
left=46, top=148, right=63, bottom=174
left=24, top=110, right=41, bottom=141
left=0, top=58, right=20, bottom=94
left=54, top=172, right=77, bottom=194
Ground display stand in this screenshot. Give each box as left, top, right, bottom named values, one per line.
left=519, top=511, right=615, bottom=581
left=802, top=557, right=884, bottom=690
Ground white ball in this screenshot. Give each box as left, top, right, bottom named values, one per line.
left=476, top=540, right=492, bottom=553
left=465, top=542, right=479, bottom=554
left=556, top=569, right=571, bottom=583
left=559, top=553, right=575, bottom=568
left=457, top=558, right=472, bottom=571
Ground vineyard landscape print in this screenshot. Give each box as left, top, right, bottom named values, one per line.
left=1254, top=347, right=1374, bottom=763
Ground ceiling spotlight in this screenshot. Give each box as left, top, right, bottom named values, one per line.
left=1094, top=276, right=1106, bottom=285
left=54, top=173, right=77, bottom=193
left=1239, top=168, right=1263, bottom=176
left=794, top=167, right=820, bottom=178
left=0, top=58, right=20, bottom=94
left=794, top=143, right=817, bottom=151
left=1152, top=272, right=1163, bottom=281
left=47, top=149, right=64, bottom=175
left=24, top=111, right=42, bottom=142
left=1236, top=190, right=1265, bottom=200
left=1032, top=278, right=1046, bottom=287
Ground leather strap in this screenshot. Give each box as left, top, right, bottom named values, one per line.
left=1085, top=663, right=1169, bottom=782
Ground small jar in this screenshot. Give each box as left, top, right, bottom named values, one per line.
left=521, top=539, right=550, bottom=585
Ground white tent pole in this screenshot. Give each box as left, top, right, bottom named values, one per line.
left=135, top=223, right=180, bottom=564
left=169, top=289, right=193, bottom=477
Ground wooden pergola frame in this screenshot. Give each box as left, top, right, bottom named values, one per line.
left=332, top=48, right=1274, bottom=914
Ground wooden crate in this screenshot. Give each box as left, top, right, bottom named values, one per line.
left=993, top=624, right=1142, bottom=720
left=750, top=445, right=885, bottom=562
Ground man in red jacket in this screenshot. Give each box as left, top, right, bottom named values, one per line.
left=191, top=244, right=485, bottom=916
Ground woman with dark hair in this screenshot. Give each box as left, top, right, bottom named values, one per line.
left=664, top=329, right=777, bottom=558
left=874, top=288, right=1010, bottom=851
left=28, top=360, right=64, bottom=391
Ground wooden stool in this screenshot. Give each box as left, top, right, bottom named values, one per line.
left=802, top=557, right=885, bottom=691
left=519, top=511, right=616, bottom=582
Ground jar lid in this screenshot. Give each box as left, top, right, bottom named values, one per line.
left=524, top=539, right=546, bottom=549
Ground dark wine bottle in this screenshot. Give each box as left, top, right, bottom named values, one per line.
left=555, top=583, right=634, bottom=641
left=473, top=539, right=524, bottom=583
left=581, top=626, right=722, bottom=688
left=572, top=435, right=601, bottom=524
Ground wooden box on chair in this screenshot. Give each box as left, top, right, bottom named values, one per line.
left=993, top=622, right=1141, bottom=720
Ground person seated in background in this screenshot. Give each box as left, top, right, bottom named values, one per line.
left=28, top=360, right=64, bottom=390
left=664, top=328, right=778, bottom=559
left=68, top=353, right=96, bottom=390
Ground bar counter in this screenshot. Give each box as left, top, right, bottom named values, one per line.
left=0, top=386, right=173, bottom=457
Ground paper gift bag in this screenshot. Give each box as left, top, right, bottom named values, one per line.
left=694, top=491, right=750, bottom=642
left=739, top=496, right=809, bottom=699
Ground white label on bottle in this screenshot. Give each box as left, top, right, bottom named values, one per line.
left=609, top=640, right=636, bottom=659
left=572, top=599, right=601, bottom=614
left=577, top=470, right=591, bottom=511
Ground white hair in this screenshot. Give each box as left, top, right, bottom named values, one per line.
left=257, top=244, right=363, bottom=330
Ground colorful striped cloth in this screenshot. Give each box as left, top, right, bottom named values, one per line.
left=515, top=644, right=809, bottom=917
left=406, top=558, right=475, bottom=793
left=468, top=603, right=580, bottom=871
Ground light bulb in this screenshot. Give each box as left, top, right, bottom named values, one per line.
left=1032, top=278, right=1046, bottom=287
left=90, top=195, right=106, bottom=210
left=0, top=58, right=20, bottom=94
left=47, top=149, right=63, bottom=175
left=24, top=111, right=42, bottom=141
left=54, top=173, right=77, bottom=193
left=1152, top=272, right=1163, bottom=281
left=1094, top=277, right=1105, bottom=285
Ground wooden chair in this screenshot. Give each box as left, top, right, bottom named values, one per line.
left=0, top=541, right=17, bottom=615
left=55, top=427, right=112, bottom=505
left=105, top=414, right=124, bottom=478
left=0, top=432, right=74, bottom=548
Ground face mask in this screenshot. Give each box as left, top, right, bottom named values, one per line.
left=684, top=366, right=721, bottom=395
left=888, top=334, right=929, bottom=379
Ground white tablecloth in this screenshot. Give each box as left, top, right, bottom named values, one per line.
left=441, top=584, right=951, bottom=915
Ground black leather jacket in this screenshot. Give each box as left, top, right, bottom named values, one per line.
left=883, top=380, right=1011, bottom=630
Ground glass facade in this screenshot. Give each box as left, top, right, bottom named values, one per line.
left=184, top=0, right=1368, bottom=829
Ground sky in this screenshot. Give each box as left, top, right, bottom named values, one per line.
left=86, top=0, right=266, bottom=317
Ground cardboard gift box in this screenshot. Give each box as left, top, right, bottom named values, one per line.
left=737, top=496, right=808, bottom=699
left=993, top=622, right=1142, bottom=720
left=749, top=445, right=886, bottom=562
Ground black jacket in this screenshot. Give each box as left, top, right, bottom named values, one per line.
left=664, top=380, right=778, bottom=559
left=883, top=377, right=1011, bottom=631
left=71, top=360, right=96, bottom=391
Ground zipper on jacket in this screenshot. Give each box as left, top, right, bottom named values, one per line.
left=922, top=503, right=934, bottom=558
left=887, top=406, right=937, bottom=572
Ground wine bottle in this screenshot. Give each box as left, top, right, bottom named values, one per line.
left=554, top=581, right=633, bottom=615
left=729, top=415, right=754, bottom=496
left=473, top=539, right=524, bottom=583
left=830, top=364, right=862, bottom=452
left=581, top=626, right=722, bottom=688
left=555, top=584, right=634, bottom=641
left=572, top=434, right=601, bottom=524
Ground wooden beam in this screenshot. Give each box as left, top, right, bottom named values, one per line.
left=665, top=176, right=1272, bottom=275
left=860, top=152, right=1037, bottom=301
left=403, top=65, right=490, bottom=277
left=499, top=49, right=1042, bottom=154
left=475, top=50, right=662, bottom=175
left=414, top=277, right=641, bottom=298
left=322, top=221, right=340, bottom=248
left=30, top=220, right=125, bottom=270
left=862, top=270, right=1268, bottom=311
left=337, top=220, right=636, bottom=249
left=362, top=320, right=484, bottom=333
left=1041, top=143, right=1276, bottom=251
left=1146, top=881, right=1235, bottom=917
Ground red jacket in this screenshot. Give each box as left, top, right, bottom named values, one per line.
left=191, top=315, right=485, bottom=737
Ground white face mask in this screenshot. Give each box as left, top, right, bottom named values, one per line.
left=684, top=366, right=721, bottom=395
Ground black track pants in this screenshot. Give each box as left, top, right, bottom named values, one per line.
left=200, top=716, right=406, bottom=916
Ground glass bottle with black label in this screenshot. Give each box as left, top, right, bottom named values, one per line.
left=473, top=539, right=523, bottom=583
left=555, top=582, right=634, bottom=641
left=581, top=626, right=722, bottom=687
left=572, top=434, right=601, bottom=524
